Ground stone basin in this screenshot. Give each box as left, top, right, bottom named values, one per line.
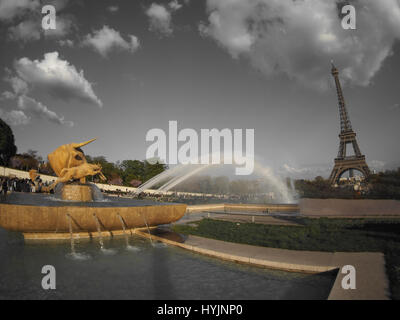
left=0, top=192, right=187, bottom=234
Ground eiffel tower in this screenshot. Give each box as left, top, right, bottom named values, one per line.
left=328, top=62, right=370, bottom=185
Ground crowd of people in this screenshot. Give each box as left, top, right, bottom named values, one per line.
left=100, top=189, right=274, bottom=205
left=0, top=176, right=55, bottom=200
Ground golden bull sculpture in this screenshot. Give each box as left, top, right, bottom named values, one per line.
left=48, top=138, right=97, bottom=180
left=43, top=138, right=106, bottom=193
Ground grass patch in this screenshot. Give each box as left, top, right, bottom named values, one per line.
left=172, top=217, right=400, bottom=299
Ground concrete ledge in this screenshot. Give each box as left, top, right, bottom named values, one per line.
left=186, top=204, right=225, bottom=213
left=134, top=229, right=389, bottom=300
left=23, top=227, right=148, bottom=240
left=186, top=203, right=299, bottom=213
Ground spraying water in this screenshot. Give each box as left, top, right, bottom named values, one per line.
left=253, top=161, right=295, bottom=203
left=133, top=164, right=189, bottom=195
left=93, top=213, right=104, bottom=249
left=140, top=211, right=154, bottom=245
left=65, top=214, right=91, bottom=260
left=134, top=153, right=296, bottom=203
left=93, top=213, right=117, bottom=255
left=117, top=213, right=140, bottom=252
left=158, top=164, right=215, bottom=192
left=67, top=214, right=75, bottom=254
left=117, top=213, right=129, bottom=247
left=90, top=183, right=105, bottom=201
left=290, top=178, right=297, bottom=195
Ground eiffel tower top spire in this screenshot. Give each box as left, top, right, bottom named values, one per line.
left=331, top=61, right=352, bottom=133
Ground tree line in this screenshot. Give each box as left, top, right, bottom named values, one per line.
left=9, top=151, right=167, bottom=188
left=295, top=170, right=400, bottom=199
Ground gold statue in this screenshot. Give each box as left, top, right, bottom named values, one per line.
left=48, top=163, right=106, bottom=190
left=48, top=138, right=96, bottom=181
left=29, top=169, right=39, bottom=182
left=45, top=138, right=106, bottom=192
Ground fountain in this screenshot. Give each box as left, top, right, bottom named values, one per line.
left=158, top=164, right=214, bottom=192
left=140, top=211, right=153, bottom=245
left=0, top=139, right=186, bottom=240
left=66, top=214, right=75, bottom=253
left=132, top=163, right=190, bottom=196
left=253, top=161, right=296, bottom=203
left=93, top=213, right=105, bottom=249
left=117, top=213, right=129, bottom=246
left=133, top=156, right=295, bottom=204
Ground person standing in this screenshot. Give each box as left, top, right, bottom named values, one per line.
left=1, top=178, right=8, bottom=201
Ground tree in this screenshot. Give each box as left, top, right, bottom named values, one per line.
left=142, top=160, right=167, bottom=182
left=26, top=149, right=43, bottom=162
left=86, top=155, right=122, bottom=182
left=85, top=156, right=167, bottom=187
left=120, top=160, right=144, bottom=185
left=129, top=179, right=142, bottom=187
left=0, top=118, right=17, bottom=166
left=39, top=162, right=55, bottom=175
left=213, top=176, right=230, bottom=194
left=10, top=152, right=39, bottom=171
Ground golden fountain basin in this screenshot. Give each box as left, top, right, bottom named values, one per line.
left=0, top=192, right=186, bottom=238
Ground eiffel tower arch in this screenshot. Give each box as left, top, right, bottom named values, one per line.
left=328, top=63, right=371, bottom=185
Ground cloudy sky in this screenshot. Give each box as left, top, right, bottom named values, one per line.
left=0, top=0, right=399, bottom=179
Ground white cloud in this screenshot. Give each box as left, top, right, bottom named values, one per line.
left=279, top=163, right=331, bottom=179
left=3, top=0, right=75, bottom=42
left=58, top=39, right=74, bottom=47
left=1, top=91, right=15, bottom=100
left=107, top=5, right=119, bottom=13
left=0, top=0, right=40, bottom=21
left=7, top=15, right=75, bottom=42
left=200, top=0, right=400, bottom=89
left=2, top=62, right=75, bottom=127
left=128, top=35, right=140, bottom=52
left=146, top=2, right=183, bottom=36
left=6, top=76, right=29, bottom=96
left=14, top=52, right=102, bottom=107
left=8, top=19, right=41, bottom=42
left=282, top=164, right=309, bottom=175
left=168, top=0, right=182, bottom=11
left=17, top=95, right=73, bottom=127
left=82, top=25, right=140, bottom=57
left=2, top=52, right=97, bottom=126
left=0, top=109, right=30, bottom=126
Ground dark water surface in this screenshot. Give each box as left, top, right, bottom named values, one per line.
left=3, top=192, right=177, bottom=207
left=0, top=228, right=336, bottom=300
